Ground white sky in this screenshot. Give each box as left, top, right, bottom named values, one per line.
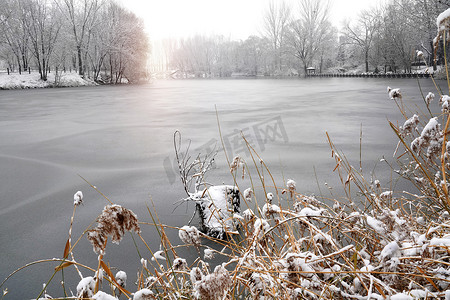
left=120, top=0, right=384, bottom=41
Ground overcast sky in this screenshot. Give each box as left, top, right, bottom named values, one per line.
left=120, top=0, right=384, bottom=40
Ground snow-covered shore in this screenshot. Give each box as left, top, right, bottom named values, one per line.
left=0, top=72, right=97, bottom=89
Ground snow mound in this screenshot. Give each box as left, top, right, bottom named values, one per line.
left=0, top=72, right=97, bottom=89
left=193, top=185, right=240, bottom=239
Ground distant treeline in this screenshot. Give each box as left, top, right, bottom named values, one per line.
left=0, top=0, right=149, bottom=83
left=1, top=0, right=449, bottom=81
left=150, top=0, right=450, bottom=78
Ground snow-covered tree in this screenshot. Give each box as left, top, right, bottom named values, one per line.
left=56, top=0, right=103, bottom=77
left=341, top=8, right=380, bottom=72
left=102, top=2, right=149, bottom=83
left=24, top=0, right=62, bottom=80
left=262, top=0, right=292, bottom=74
left=286, top=0, right=334, bottom=76
left=0, top=0, right=30, bottom=73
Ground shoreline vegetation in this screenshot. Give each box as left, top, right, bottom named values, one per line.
left=0, top=67, right=440, bottom=90
left=1, top=0, right=448, bottom=90
left=5, top=7, right=450, bottom=300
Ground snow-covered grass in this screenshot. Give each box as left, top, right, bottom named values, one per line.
left=0, top=71, right=97, bottom=89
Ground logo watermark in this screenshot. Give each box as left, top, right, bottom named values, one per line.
left=164, top=116, right=289, bottom=185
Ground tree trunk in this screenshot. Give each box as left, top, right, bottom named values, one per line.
left=365, top=51, right=369, bottom=73
left=41, top=58, right=47, bottom=81
left=430, top=40, right=437, bottom=71
left=77, top=45, right=83, bottom=76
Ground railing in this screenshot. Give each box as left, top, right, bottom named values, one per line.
left=307, top=73, right=431, bottom=78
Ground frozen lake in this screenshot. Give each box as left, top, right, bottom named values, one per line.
left=0, top=77, right=441, bottom=298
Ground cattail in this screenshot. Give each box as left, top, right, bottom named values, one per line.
left=374, top=179, right=381, bottom=188
left=262, top=203, right=281, bottom=218
left=87, top=204, right=140, bottom=254
left=193, top=264, right=231, bottom=300
left=416, top=50, right=424, bottom=59
left=411, top=117, right=442, bottom=154
left=95, top=268, right=103, bottom=284
left=115, top=271, right=127, bottom=289
left=243, top=209, right=255, bottom=222
left=190, top=267, right=204, bottom=284
left=442, top=96, right=450, bottom=113
left=380, top=191, right=393, bottom=201
left=387, top=87, right=402, bottom=100
left=133, top=288, right=156, bottom=300
left=92, top=291, right=116, bottom=299
left=141, top=258, right=147, bottom=269
left=286, top=179, right=296, bottom=193
left=172, top=258, right=188, bottom=271
left=144, top=276, right=157, bottom=288
left=204, top=248, right=214, bottom=260
left=266, top=192, right=273, bottom=203
left=243, top=187, right=253, bottom=202
left=230, top=156, right=242, bottom=172
left=253, top=218, right=270, bottom=241
left=179, top=225, right=201, bottom=247
left=427, top=139, right=441, bottom=160
left=76, top=277, right=95, bottom=299
left=426, top=92, right=435, bottom=105
left=332, top=201, right=342, bottom=212
left=400, top=114, right=419, bottom=135
left=73, top=191, right=83, bottom=206
left=286, top=179, right=296, bottom=198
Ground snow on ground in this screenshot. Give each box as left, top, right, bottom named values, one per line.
left=0, top=72, right=97, bottom=89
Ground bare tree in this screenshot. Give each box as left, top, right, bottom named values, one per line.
left=24, top=0, right=62, bottom=80
left=318, top=24, right=337, bottom=73
left=286, top=0, right=333, bottom=76
left=393, top=0, right=449, bottom=70
left=262, top=0, right=291, bottom=74
left=0, top=0, right=30, bottom=73
left=102, top=1, right=149, bottom=83
left=379, top=1, right=417, bottom=73
left=57, top=0, right=102, bottom=76
left=341, top=9, right=380, bottom=73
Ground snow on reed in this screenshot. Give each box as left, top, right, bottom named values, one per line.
left=87, top=204, right=140, bottom=254
left=73, top=191, right=83, bottom=206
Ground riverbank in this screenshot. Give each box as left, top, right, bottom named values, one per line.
left=0, top=72, right=97, bottom=89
